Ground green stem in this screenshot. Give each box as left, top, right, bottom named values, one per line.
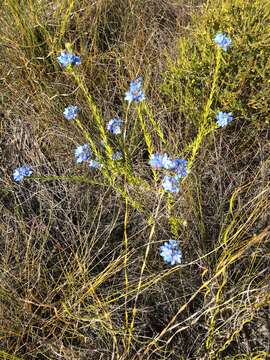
left=187, top=49, right=221, bottom=170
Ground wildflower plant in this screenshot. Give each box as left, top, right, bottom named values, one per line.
left=4, top=1, right=270, bottom=359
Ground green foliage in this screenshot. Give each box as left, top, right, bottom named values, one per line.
left=162, top=0, right=270, bottom=135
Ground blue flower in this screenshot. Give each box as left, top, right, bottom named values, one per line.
left=57, top=51, right=81, bottom=67
left=149, top=153, right=165, bottom=169
left=130, top=77, right=142, bottom=91
left=149, top=153, right=185, bottom=172
left=13, top=165, right=33, bottom=182
left=107, top=118, right=123, bottom=135
left=89, top=159, right=103, bottom=169
left=112, top=151, right=123, bottom=160
left=160, top=240, right=182, bottom=265
left=125, top=77, right=145, bottom=103
left=174, top=158, right=188, bottom=180
left=74, top=144, right=92, bottom=163
left=162, top=175, right=179, bottom=193
left=213, top=33, right=232, bottom=51
left=63, top=105, right=79, bottom=120
left=216, top=111, right=234, bottom=127
left=161, top=153, right=176, bottom=170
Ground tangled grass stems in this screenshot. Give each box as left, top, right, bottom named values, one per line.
left=127, top=192, right=164, bottom=354
left=1, top=0, right=270, bottom=358
left=0, top=351, right=23, bottom=360
left=141, top=225, right=270, bottom=359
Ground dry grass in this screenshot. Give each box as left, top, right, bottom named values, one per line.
left=0, top=0, right=269, bottom=359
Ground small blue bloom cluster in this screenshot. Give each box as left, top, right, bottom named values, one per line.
left=174, top=158, right=188, bottom=180
left=112, top=151, right=123, bottom=161
left=74, top=143, right=102, bottom=169
left=107, top=118, right=123, bottom=135
left=13, top=165, right=33, bottom=183
left=149, top=153, right=188, bottom=193
left=89, top=159, right=103, bottom=169
left=57, top=51, right=81, bottom=67
left=160, top=240, right=182, bottom=265
left=74, top=144, right=92, bottom=163
left=213, top=32, right=232, bottom=51
left=216, top=111, right=234, bottom=127
left=161, top=176, right=179, bottom=193
left=125, top=77, right=145, bottom=104
left=148, top=153, right=165, bottom=169
left=64, top=105, right=79, bottom=120
left=160, top=153, right=177, bottom=170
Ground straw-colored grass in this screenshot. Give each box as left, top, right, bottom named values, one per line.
left=0, top=0, right=269, bottom=359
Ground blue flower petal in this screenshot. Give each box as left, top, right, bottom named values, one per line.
left=107, top=118, right=123, bottom=135
left=74, top=144, right=92, bottom=163
left=63, top=105, right=79, bottom=120
left=162, top=175, right=179, bottom=193
left=125, top=77, right=145, bottom=103
left=89, top=159, right=103, bottom=169
left=160, top=239, right=182, bottom=265
left=213, top=33, right=232, bottom=51
left=13, top=165, right=33, bottom=182
left=216, top=111, right=234, bottom=127
left=57, top=51, right=81, bottom=67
